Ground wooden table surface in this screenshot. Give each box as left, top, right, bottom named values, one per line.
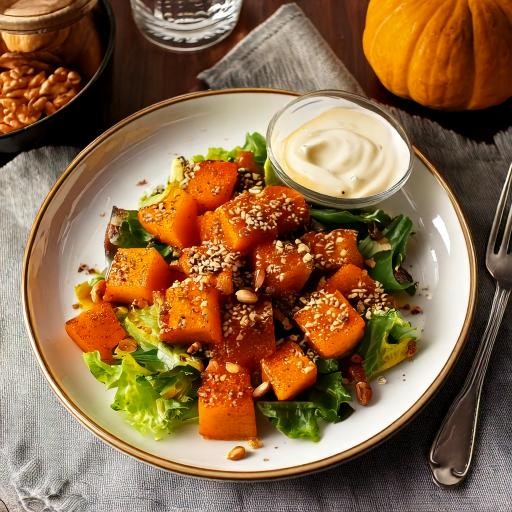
left=108, top=0, right=510, bottom=144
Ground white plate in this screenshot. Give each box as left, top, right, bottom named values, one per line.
left=23, top=89, right=476, bottom=480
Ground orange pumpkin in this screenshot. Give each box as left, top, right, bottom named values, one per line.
left=363, top=0, right=512, bottom=110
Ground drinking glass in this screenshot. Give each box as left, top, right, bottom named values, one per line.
left=130, top=0, right=243, bottom=52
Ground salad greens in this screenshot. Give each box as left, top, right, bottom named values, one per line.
left=358, top=309, right=418, bottom=379
left=104, top=208, right=175, bottom=262
left=191, top=132, right=268, bottom=167
left=359, top=215, right=416, bottom=293
left=258, top=366, right=352, bottom=442
left=311, top=208, right=392, bottom=227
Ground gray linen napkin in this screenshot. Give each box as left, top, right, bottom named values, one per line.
left=2, top=3, right=512, bottom=511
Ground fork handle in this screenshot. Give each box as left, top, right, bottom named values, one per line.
left=429, top=284, right=511, bottom=487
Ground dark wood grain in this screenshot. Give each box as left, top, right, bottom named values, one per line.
left=93, top=0, right=512, bottom=143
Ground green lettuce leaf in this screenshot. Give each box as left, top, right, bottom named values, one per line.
left=191, top=132, right=267, bottom=166
left=258, top=402, right=320, bottom=441
left=122, top=302, right=161, bottom=350
left=310, top=208, right=392, bottom=227
left=242, top=132, right=267, bottom=166
left=263, top=158, right=282, bottom=185
left=358, top=214, right=416, bottom=293
left=104, top=208, right=173, bottom=261
left=358, top=309, right=419, bottom=379
left=84, top=349, right=200, bottom=440
left=83, top=351, right=122, bottom=388
left=258, top=370, right=352, bottom=442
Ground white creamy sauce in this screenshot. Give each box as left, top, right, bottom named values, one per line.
left=277, top=107, right=410, bottom=198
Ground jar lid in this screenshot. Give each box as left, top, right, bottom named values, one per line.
left=0, top=0, right=97, bottom=33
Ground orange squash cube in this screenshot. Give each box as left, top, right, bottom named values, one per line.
left=294, top=288, right=365, bottom=358
left=65, top=302, right=126, bottom=362
left=198, top=210, right=224, bottom=243
left=217, top=191, right=278, bottom=253
left=261, top=341, right=317, bottom=400
left=159, top=279, right=222, bottom=345
left=252, top=239, right=313, bottom=295
left=178, top=242, right=244, bottom=276
left=214, top=300, right=276, bottom=370
left=184, top=160, right=238, bottom=213
left=214, top=269, right=234, bottom=295
left=138, top=188, right=199, bottom=248
left=104, top=247, right=173, bottom=305
left=301, top=229, right=364, bottom=271
left=327, top=263, right=392, bottom=312
left=259, top=186, right=309, bottom=234
left=198, top=362, right=257, bottom=440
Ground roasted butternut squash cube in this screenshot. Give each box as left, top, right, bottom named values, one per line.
left=65, top=302, right=126, bottom=362
left=301, top=229, right=364, bottom=271
left=261, top=341, right=317, bottom=400
left=214, top=269, right=234, bottom=295
left=214, top=300, right=276, bottom=370
left=138, top=188, right=199, bottom=248
left=104, top=247, right=173, bottom=305
left=260, top=186, right=309, bottom=234
left=184, top=160, right=238, bottom=213
left=159, top=279, right=222, bottom=345
left=178, top=242, right=244, bottom=276
left=198, top=362, right=257, bottom=440
left=252, top=239, right=313, bottom=295
left=327, top=263, right=392, bottom=312
left=294, top=288, right=365, bottom=358
left=217, top=191, right=278, bottom=253
left=198, top=210, right=224, bottom=243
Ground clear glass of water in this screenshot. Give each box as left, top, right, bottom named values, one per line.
left=130, top=0, right=243, bottom=52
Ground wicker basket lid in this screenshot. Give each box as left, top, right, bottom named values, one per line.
left=0, top=0, right=97, bottom=32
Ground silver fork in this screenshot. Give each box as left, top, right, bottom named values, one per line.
left=429, top=162, right=512, bottom=487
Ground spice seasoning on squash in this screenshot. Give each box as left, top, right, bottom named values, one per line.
left=138, top=188, right=199, bottom=248
left=65, top=302, right=127, bottom=363
left=183, top=160, right=238, bottom=213
left=198, top=210, right=224, bottom=243
left=261, top=341, right=317, bottom=401
left=327, top=263, right=392, bottom=314
left=179, top=242, right=244, bottom=277
left=302, top=229, right=364, bottom=271
left=294, top=288, right=365, bottom=358
left=159, top=279, right=222, bottom=345
left=214, top=299, right=275, bottom=370
left=103, top=247, right=174, bottom=305
left=198, top=363, right=257, bottom=440
left=252, top=239, right=313, bottom=296
left=217, top=191, right=278, bottom=253
left=259, top=186, right=310, bottom=234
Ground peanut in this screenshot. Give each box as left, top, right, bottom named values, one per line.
left=227, top=446, right=246, bottom=461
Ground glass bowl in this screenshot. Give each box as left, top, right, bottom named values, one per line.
left=266, top=90, right=414, bottom=209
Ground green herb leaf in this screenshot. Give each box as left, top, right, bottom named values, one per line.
left=358, top=215, right=416, bottom=293
left=258, top=370, right=352, bottom=442
left=358, top=309, right=419, bottom=379
left=310, top=208, right=392, bottom=227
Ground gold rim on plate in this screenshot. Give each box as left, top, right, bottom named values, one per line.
left=21, top=88, right=478, bottom=480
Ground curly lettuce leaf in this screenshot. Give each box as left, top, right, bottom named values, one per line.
left=258, top=370, right=352, bottom=442
left=358, top=309, right=419, bottom=379
left=84, top=350, right=200, bottom=440
left=121, top=305, right=203, bottom=372
left=191, top=132, right=267, bottom=166
left=358, top=214, right=416, bottom=293
left=83, top=351, right=122, bottom=388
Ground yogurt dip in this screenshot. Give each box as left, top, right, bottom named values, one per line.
left=275, top=106, right=411, bottom=198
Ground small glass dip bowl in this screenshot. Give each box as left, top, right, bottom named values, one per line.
left=266, top=90, right=414, bottom=209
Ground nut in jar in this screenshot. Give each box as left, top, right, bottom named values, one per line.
left=0, top=52, right=81, bottom=134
